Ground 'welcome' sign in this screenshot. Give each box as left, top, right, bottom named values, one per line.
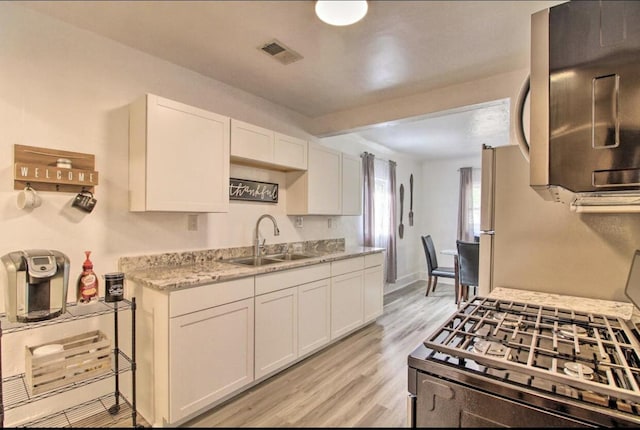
left=229, top=178, right=278, bottom=203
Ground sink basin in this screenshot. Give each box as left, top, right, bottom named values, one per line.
left=225, top=252, right=315, bottom=267
left=226, top=256, right=283, bottom=266
left=266, top=253, right=315, bottom=261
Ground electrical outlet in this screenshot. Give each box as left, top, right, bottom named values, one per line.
left=327, top=217, right=332, bottom=228
left=296, top=216, right=304, bottom=228
left=187, top=214, right=198, bottom=231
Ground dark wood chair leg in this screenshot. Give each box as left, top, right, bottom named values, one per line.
left=454, top=282, right=459, bottom=305
left=457, top=284, right=465, bottom=307
left=432, top=277, right=438, bottom=292
left=426, top=276, right=432, bottom=296
left=458, top=285, right=469, bottom=305
left=454, top=255, right=459, bottom=304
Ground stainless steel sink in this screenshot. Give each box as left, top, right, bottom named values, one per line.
left=226, top=256, right=283, bottom=266
left=266, top=252, right=315, bottom=261
left=225, top=252, right=314, bottom=267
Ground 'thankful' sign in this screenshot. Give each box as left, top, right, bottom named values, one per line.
left=229, top=178, right=278, bottom=203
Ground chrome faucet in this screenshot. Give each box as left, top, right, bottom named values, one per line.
left=254, top=214, right=280, bottom=257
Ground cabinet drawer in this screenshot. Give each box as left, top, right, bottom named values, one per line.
left=256, top=263, right=330, bottom=296
left=365, top=252, right=384, bottom=268
left=170, top=277, right=254, bottom=318
left=331, top=256, right=364, bottom=276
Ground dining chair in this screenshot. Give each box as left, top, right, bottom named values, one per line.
left=421, top=235, right=456, bottom=297
left=456, top=240, right=479, bottom=305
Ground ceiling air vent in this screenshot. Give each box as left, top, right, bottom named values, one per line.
left=259, top=39, right=303, bottom=65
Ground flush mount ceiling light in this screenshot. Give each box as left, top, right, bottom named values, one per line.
left=315, top=1, right=368, bottom=26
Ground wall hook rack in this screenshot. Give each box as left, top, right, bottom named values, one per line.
left=13, top=144, right=99, bottom=193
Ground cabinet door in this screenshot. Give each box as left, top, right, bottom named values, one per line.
left=341, top=153, right=362, bottom=215
left=330, top=271, right=364, bottom=339
left=255, top=287, right=298, bottom=379
left=364, top=265, right=384, bottom=323
left=298, top=279, right=331, bottom=357
left=129, top=94, right=230, bottom=212
left=308, top=143, right=342, bottom=214
left=274, top=133, right=307, bottom=170
left=169, top=298, right=254, bottom=422
left=230, top=119, right=274, bottom=164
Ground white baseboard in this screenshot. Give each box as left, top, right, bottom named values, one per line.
left=384, top=271, right=421, bottom=295
left=384, top=271, right=455, bottom=295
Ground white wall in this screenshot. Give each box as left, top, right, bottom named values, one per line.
left=0, top=4, right=357, bottom=294
left=420, top=156, right=482, bottom=279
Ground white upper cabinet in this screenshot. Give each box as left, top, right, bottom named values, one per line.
left=286, top=142, right=342, bottom=215
left=341, top=152, right=362, bottom=216
left=274, top=132, right=307, bottom=170
left=230, top=119, right=307, bottom=171
left=129, top=94, right=230, bottom=212
left=230, top=120, right=273, bottom=164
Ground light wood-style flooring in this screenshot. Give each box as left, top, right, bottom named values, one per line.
left=183, top=280, right=457, bottom=428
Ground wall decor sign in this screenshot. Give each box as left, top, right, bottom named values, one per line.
left=229, top=178, right=278, bottom=203
left=13, top=144, right=99, bottom=193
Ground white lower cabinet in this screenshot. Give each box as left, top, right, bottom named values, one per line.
left=134, top=277, right=254, bottom=427
left=364, top=251, right=385, bottom=322
left=254, top=287, right=298, bottom=379
left=330, top=253, right=384, bottom=339
left=298, top=278, right=331, bottom=357
left=254, top=264, right=331, bottom=379
left=255, top=277, right=332, bottom=379
left=134, top=252, right=383, bottom=427
left=364, top=265, right=384, bottom=322
left=330, top=271, right=364, bottom=339
left=170, top=298, right=254, bottom=422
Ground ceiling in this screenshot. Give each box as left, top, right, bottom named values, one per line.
left=17, top=0, right=562, bottom=160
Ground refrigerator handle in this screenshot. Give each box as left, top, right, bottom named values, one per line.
left=480, top=146, right=495, bottom=232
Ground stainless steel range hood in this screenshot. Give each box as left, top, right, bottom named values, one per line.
left=529, top=1, right=640, bottom=213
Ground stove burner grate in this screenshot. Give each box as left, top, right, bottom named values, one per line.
left=423, top=296, right=640, bottom=408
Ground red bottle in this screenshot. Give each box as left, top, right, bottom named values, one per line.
left=78, top=251, right=99, bottom=304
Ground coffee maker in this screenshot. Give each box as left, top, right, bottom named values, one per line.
left=1, top=250, right=70, bottom=323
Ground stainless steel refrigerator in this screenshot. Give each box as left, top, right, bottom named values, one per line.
left=478, top=144, right=640, bottom=303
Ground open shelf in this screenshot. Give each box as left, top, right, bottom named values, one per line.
left=15, top=393, right=145, bottom=428
left=3, top=350, right=132, bottom=411
left=0, top=299, right=133, bottom=334
left=0, top=298, right=140, bottom=427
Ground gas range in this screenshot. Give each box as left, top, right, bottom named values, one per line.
left=407, top=296, right=640, bottom=427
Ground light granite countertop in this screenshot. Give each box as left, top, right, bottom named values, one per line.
left=120, top=240, right=384, bottom=291
left=489, top=287, right=635, bottom=320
